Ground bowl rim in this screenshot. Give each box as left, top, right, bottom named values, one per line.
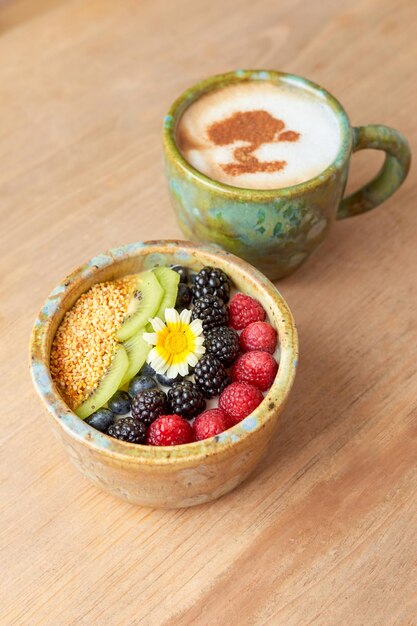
left=30, top=240, right=298, bottom=464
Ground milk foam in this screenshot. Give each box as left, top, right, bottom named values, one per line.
left=176, top=81, right=343, bottom=189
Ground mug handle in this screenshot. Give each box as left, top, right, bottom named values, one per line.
left=337, top=124, right=411, bottom=219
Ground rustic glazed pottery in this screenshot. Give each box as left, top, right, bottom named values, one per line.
left=163, top=70, right=411, bottom=280
left=30, top=241, right=298, bottom=508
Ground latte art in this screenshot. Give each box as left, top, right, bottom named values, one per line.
left=176, top=81, right=343, bottom=189
left=207, top=109, right=300, bottom=176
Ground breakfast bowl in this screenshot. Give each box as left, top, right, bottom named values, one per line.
left=30, top=240, right=298, bottom=508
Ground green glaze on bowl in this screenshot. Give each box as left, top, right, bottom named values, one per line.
left=163, top=70, right=411, bottom=280
left=30, top=240, right=298, bottom=508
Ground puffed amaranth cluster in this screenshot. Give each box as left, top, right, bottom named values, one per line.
left=50, top=276, right=135, bottom=409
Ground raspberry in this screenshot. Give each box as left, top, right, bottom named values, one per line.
left=193, top=408, right=232, bottom=441
left=229, top=293, right=266, bottom=330
left=219, top=382, right=264, bottom=425
left=231, top=351, right=278, bottom=391
left=147, top=414, right=195, bottom=446
left=240, top=321, right=277, bottom=354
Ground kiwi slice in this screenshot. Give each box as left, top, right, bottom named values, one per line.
left=119, top=330, right=151, bottom=388
left=152, top=267, right=180, bottom=318
left=116, top=271, right=164, bottom=342
left=75, top=345, right=129, bottom=419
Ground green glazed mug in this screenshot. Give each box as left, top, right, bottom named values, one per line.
left=163, top=70, right=411, bottom=280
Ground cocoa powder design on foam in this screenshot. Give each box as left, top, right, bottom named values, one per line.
left=207, top=110, right=300, bottom=176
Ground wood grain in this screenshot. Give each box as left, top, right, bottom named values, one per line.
left=1, top=0, right=416, bottom=624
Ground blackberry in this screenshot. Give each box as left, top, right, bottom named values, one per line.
left=167, top=381, right=206, bottom=420
left=194, top=354, right=231, bottom=399
left=108, top=390, right=131, bottom=415
left=192, top=266, right=231, bottom=303
left=192, top=295, right=228, bottom=332
left=170, top=265, right=189, bottom=284
left=107, top=418, right=146, bottom=444
left=204, top=326, right=240, bottom=366
left=131, top=388, right=167, bottom=426
left=175, top=283, right=193, bottom=310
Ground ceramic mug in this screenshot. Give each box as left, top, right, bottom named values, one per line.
left=163, top=70, right=411, bottom=280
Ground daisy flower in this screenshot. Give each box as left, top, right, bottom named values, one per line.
left=143, top=308, right=205, bottom=378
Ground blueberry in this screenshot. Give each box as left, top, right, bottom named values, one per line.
left=85, top=408, right=115, bottom=433
left=108, top=390, right=131, bottom=415
left=175, top=284, right=193, bottom=310
left=171, top=265, right=189, bottom=283
left=156, top=372, right=184, bottom=387
left=139, top=362, right=156, bottom=377
left=128, top=375, right=158, bottom=398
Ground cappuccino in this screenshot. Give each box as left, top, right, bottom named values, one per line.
left=176, top=80, right=343, bottom=189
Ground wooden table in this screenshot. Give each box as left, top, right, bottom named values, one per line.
left=1, top=0, right=416, bottom=623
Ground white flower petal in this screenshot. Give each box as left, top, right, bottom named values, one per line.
left=180, top=309, right=192, bottom=324
left=149, top=361, right=169, bottom=374
left=149, top=317, right=166, bottom=332
left=164, top=308, right=180, bottom=325
left=189, top=319, right=203, bottom=335
left=147, top=347, right=159, bottom=361
left=186, top=353, right=199, bottom=367
left=194, top=345, right=206, bottom=356
left=147, top=349, right=169, bottom=374
left=178, top=361, right=189, bottom=376
left=155, top=358, right=169, bottom=371
left=142, top=332, right=157, bottom=345
left=154, top=354, right=169, bottom=369
left=194, top=336, right=205, bottom=346
left=167, top=364, right=180, bottom=378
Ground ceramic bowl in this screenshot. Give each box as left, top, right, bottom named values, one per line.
left=30, top=240, right=298, bottom=508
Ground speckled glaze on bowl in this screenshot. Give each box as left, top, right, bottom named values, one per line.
left=30, top=240, right=298, bottom=508
left=163, top=70, right=411, bottom=280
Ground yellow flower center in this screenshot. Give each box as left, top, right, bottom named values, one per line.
left=154, top=323, right=197, bottom=366
left=165, top=330, right=188, bottom=354
left=143, top=308, right=205, bottom=377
